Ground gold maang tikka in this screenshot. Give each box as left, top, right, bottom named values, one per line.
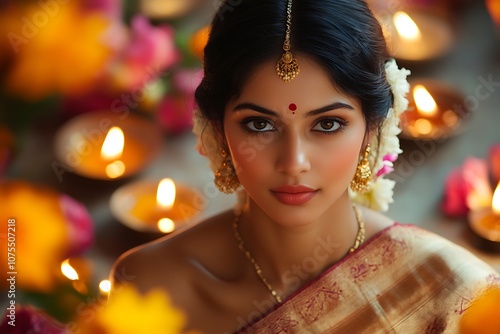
left=276, top=0, right=299, bottom=82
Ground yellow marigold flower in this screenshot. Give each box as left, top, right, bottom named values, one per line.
left=74, top=285, right=187, bottom=334
left=460, top=286, right=500, bottom=334
left=1, top=2, right=112, bottom=100
left=0, top=181, right=69, bottom=292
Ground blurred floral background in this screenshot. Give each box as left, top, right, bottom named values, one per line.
left=0, top=0, right=499, bottom=333
left=0, top=0, right=208, bottom=138
left=0, top=0, right=210, bottom=332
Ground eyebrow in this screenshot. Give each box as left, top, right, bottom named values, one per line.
left=232, top=102, right=354, bottom=117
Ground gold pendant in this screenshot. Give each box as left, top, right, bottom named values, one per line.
left=276, top=51, right=299, bottom=82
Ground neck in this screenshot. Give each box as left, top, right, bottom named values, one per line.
left=237, top=194, right=360, bottom=298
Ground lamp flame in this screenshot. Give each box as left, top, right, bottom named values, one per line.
left=157, top=178, right=176, bottom=209
left=393, top=11, right=421, bottom=41
left=105, top=160, right=126, bottom=179
left=61, top=259, right=79, bottom=280
left=158, top=218, right=176, bottom=233
left=99, top=279, right=112, bottom=295
left=493, top=182, right=500, bottom=215
left=413, top=85, right=438, bottom=116
left=101, top=127, right=124, bottom=160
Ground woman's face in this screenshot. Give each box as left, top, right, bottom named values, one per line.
left=224, top=56, right=368, bottom=225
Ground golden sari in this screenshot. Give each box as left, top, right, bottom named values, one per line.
left=237, top=224, right=500, bottom=334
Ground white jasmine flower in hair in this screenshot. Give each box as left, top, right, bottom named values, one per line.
left=351, top=59, right=410, bottom=212
left=372, top=108, right=402, bottom=173
left=351, top=177, right=396, bottom=212
left=385, top=59, right=411, bottom=117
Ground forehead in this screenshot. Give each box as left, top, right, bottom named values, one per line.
left=227, top=56, right=361, bottom=112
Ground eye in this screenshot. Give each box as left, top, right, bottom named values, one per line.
left=244, top=119, right=275, bottom=132
left=312, top=118, right=344, bottom=133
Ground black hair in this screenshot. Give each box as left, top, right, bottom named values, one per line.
left=195, top=0, right=393, bottom=133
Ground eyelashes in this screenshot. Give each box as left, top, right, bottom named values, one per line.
left=242, top=117, right=276, bottom=132
left=239, top=117, right=348, bottom=136
left=311, top=118, right=346, bottom=134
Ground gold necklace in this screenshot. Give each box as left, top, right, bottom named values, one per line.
left=232, top=204, right=365, bottom=304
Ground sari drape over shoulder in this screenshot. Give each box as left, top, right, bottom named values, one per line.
left=237, top=223, right=500, bottom=334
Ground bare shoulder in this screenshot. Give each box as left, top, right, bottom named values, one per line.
left=109, top=209, right=272, bottom=332
left=358, top=205, right=396, bottom=240
left=109, top=209, right=241, bottom=298
left=109, top=209, right=254, bottom=332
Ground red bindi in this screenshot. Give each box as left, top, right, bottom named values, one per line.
left=288, top=103, right=297, bottom=111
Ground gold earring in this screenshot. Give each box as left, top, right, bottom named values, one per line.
left=350, top=144, right=372, bottom=194
left=214, top=149, right=240, bottom=194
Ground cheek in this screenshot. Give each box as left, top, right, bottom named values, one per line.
left=329, top=150, right=358, bottom=171
left=229, top=137, right=274, bottom=178
left=313, top=143, right=360, bottom=182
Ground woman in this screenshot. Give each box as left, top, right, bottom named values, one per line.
left=110, top=0, right=499, bottom=333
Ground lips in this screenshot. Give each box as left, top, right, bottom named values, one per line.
left=270, top=185, right=318, bottom=205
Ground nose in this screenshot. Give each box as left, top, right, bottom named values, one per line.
left=275, top=133, right=311, bottom=176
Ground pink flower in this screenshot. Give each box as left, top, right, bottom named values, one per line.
left=84, top=0, right=127, bottom=53
left=441, top=157, right=493, bottom=217
left=59, top=194, right=94, bottom=257
left=384, top=153, right=399, bottom=162
left=158, top=69, right=203, bottom=134
left=84, top=0, right=122, bottom=19
left=376, top=153, right=398, bottom=177
left=157, top=96, right=195, bottom=134
left=462, top=158, right=494, bottom=210
left=441, top=167, right=469, bottom=217
left=0, top=306, right=66, bottom=334
left=110, top=15, right=180, bottom=91
left=489, top=143, right=500, bottom=182
left=173, top=68, right=204, bottom=95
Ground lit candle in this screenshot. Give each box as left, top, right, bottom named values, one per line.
left=380, top=10, right=456, bottom=62
left=99, top=279, right=112, bottom=297
left=154, top=180, right=178, bottom=233
left=393, top=11, right=421, bottom=41
left=54, top=111, right=162, bottom=180
left=61, top=258, right=90, bottom=295
left=101, top=127, right=126, bottom=179
left=399, top=80, right=468, bottom=140
left=109, top=178, right=206, bottom=233
left=158, top=218, right=176, bottom=234
left=61, top=259, right=79, bottom=281
left=468, top=182, right=500, bottom=244
left=157, top=178, right=176, bottom=209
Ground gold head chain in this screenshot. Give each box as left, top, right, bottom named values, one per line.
left=276, top=0, right=300, bottom=82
